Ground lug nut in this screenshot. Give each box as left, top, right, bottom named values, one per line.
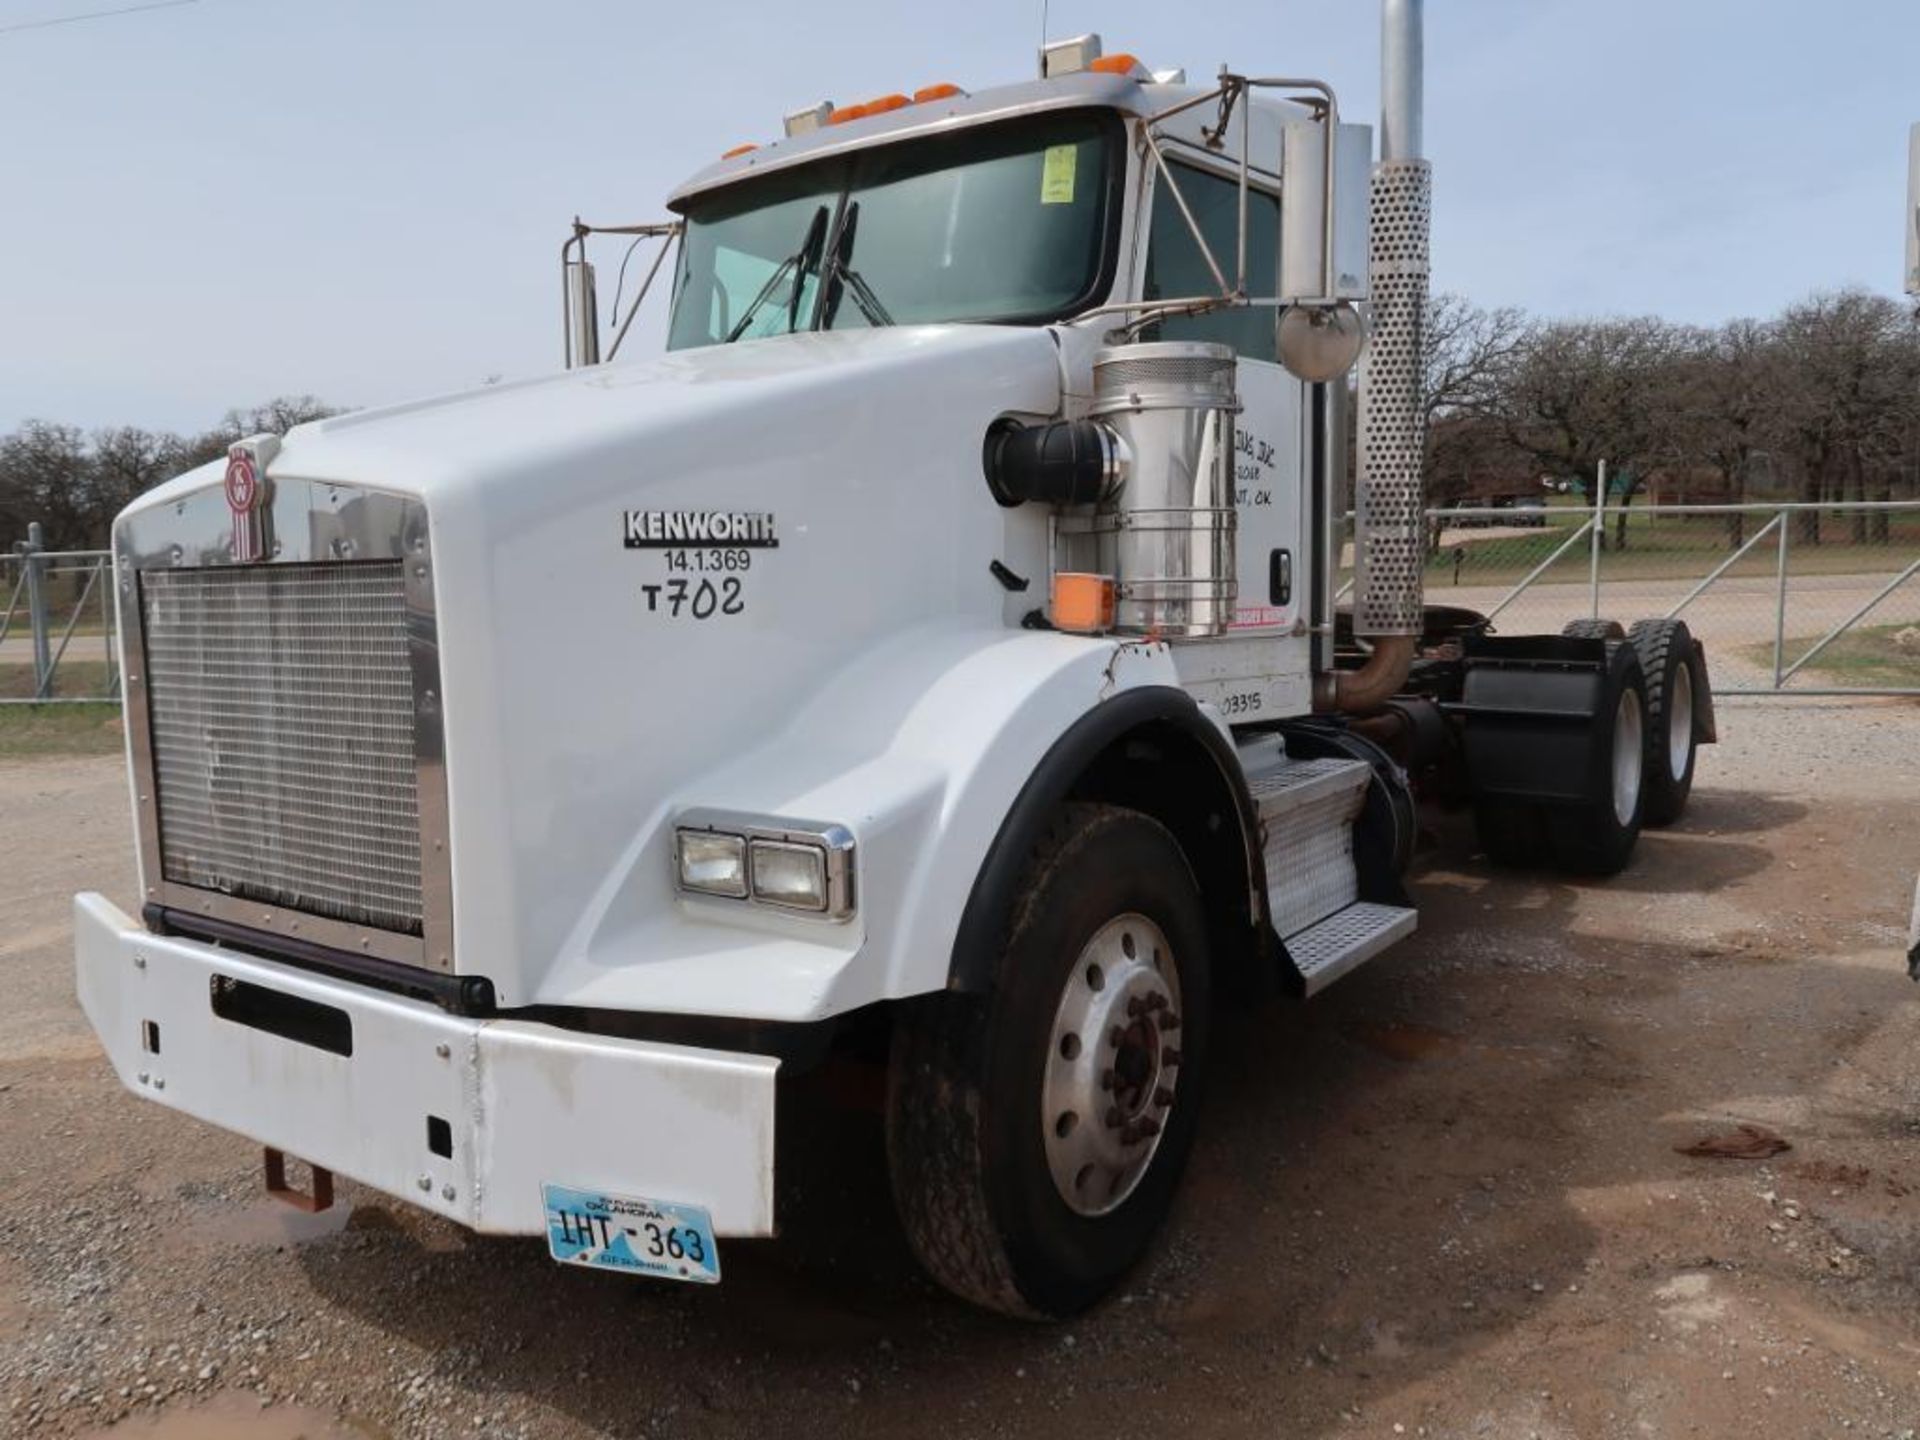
left=1104, top=1106, right=1124, bottom=1129
left=1159, top=1012, right=1181, bottom=1032
left=1145, top=993, right=1167, bottom=1011
left=1108, top=1025, right=1126, bottom=1048
left=1126, top=996, right=1147, bottom=1018
left=1135, top=1116, right=1162, bottom=1139
left=1162, top=1047, right=1183, bottom=1068
left=1099, top=1069, right=1116, bottom=1091
left=1154, top=1086, right=1175, bottom=1108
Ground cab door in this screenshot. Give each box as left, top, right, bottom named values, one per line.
left=1139, top=157, right=1311, bottom=711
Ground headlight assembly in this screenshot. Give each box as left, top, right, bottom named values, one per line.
left=672, top=810, right=855, bottom=921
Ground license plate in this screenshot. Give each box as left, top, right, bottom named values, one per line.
left=541, top=1184, right=720, bottom=1285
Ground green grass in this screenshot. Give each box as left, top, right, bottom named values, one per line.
left=0, top=658, right=116, bottom=702
left=1739, top=621, right=1920, bottom=688
left=0, top=660, right=124, bottom=756
left=0, top=702, right=125, bottom=757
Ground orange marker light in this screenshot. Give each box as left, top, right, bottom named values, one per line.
left=865, top=93, right=910, bottom=115
left=913, top=83, right=963, bottom=103
left=1051, top=573, right=1117, bottom=634
left=1088, top=53, right=1143, bottom=75
left=721, top=143, right=758, bottom=159
left=827, top=103, right=867, bottom=124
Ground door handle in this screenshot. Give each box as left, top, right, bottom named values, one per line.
left=1270, top=548, right=1293, bottom=607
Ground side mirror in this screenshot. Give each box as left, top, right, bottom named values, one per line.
left=1277, top=304, right=1365, bottom=384
left=565, top=257, right=601, bottom=369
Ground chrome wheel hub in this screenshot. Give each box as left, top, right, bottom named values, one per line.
left=1612, top=686, right=1644, bottom=826
left=1042, top=914, right=1182, bottom=1217
left=1667, top=661, right=1694, bottom=782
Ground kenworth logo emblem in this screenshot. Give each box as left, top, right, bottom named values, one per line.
left=223, top=437, right=276, bottom=563
left=623, top=511, right=779, bottom=548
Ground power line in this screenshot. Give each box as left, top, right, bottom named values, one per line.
left=0, top=0, right=198, bottom=37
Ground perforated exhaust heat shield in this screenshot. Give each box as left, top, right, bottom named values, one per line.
left=1353, top=159, right=1431, bottom=638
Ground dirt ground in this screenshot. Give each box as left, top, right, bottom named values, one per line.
left=4, top=699, right=1920, bottom=1440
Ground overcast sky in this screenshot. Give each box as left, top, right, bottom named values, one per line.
left=2, top=0, right=1915, bottom=434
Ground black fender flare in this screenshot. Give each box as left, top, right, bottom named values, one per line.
left=945, top=686, right=1265, bottom=993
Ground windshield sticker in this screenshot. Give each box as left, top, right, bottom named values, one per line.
left=1040, top=144, right=1077, bottom=205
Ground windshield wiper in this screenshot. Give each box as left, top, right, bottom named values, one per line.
left=724, top=205, right=828, bottom=343
left=818, top=203, right=895, bottom=329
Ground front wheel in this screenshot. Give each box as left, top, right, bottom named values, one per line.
left=886, top=803, right=1212, bottom=1318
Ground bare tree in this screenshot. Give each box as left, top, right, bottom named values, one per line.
left=0, top=422, right=93, bottom=551
left=1422, top=293, right=1527, bottom=424
left=1662, top=319, right=1781, bottom=545
left=1485, top=315, right=1680, bottom=548
left=1771, top=290, right=1910, bottom=544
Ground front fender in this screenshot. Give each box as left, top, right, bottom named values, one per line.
left=538, top=622, right=1183, bottom=1021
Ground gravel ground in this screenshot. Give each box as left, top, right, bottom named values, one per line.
left=3, top=697, right=1920, bottom=1439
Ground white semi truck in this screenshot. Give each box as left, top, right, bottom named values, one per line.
left=74, top=2, right=1717, bottom=1317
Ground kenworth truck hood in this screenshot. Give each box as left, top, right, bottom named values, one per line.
left=119, top=325, right=1070, bottom=1010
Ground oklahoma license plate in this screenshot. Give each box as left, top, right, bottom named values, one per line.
left=541, top=1184, right=721, bottom=1285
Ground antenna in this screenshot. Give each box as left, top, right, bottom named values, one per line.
left=1039, top=0, right=1049, bottom=53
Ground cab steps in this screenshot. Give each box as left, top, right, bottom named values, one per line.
left=1238, top=739, right=1418, bottom=998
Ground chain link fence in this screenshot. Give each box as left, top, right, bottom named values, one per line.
left=1346, top=499, right=1920, bottom=695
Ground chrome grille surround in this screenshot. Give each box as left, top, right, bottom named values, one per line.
left=116, top=478, right=453, bottom=973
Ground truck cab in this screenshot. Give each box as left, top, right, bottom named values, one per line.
left=74, top=11, right=1714, bottom=1318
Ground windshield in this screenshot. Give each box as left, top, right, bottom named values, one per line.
left=667, top=110, right=1121, bottom=350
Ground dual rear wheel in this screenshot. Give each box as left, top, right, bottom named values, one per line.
left=1475, top=617, right=1703, bottom=876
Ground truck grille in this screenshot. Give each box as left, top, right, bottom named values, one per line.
left=139, top=562, right=424, bottom=937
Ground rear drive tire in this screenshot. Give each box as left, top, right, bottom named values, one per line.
left=1548, top=642, right=1649, bottom=876
left=1626, top=618, right=1700, bottom=827
left=886, top=803, right=1211, bottom=1319
left=1561, top=618, right=1626, bottom=641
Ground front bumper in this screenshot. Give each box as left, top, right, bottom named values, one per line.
left=73, top=893, right=778, bottom=1236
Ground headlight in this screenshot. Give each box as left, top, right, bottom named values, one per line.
left=675, top=830, right=747, bottom=898
left=749, top=839, right=828, bottom=912
left=673, top=810, right=855, bottom=920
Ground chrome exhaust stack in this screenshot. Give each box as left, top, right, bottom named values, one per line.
left=1321, top=0, right=1432, bottom=713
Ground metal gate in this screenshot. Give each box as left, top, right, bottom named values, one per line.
left=1, top=528, right=120, bottom=704
left=1344, top=499, right=1920, bottom=696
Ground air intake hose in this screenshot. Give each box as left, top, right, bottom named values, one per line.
left=982, top=418, right=1125, bottom=508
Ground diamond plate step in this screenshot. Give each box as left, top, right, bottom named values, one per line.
left=1244, top=756, right=1372, bottom=821
left=1285, top=901, right=1418, bottom=997
left=1248, top=757, right=1374, bottom=937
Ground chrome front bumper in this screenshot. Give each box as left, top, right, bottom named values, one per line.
left=73, top=893, right=778, bottom=1236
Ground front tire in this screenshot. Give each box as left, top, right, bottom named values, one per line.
left=886, top=803, right=1212, bottom=1318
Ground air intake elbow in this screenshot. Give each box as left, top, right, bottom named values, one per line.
left=982, top=419, right=1125, bottom=508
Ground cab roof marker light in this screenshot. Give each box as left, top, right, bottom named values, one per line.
left=1040, top=33, right=1102, bottom=78
left=913, top=83, right=965, bottom=103
left=1088, top=53, right=1147, bottom=79
left=783, top=101, right=833, bottom=138
left=720, top=143, right=758, bottom=160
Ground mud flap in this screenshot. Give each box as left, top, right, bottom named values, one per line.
left=1448, top=634, right=1611, bottom=806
